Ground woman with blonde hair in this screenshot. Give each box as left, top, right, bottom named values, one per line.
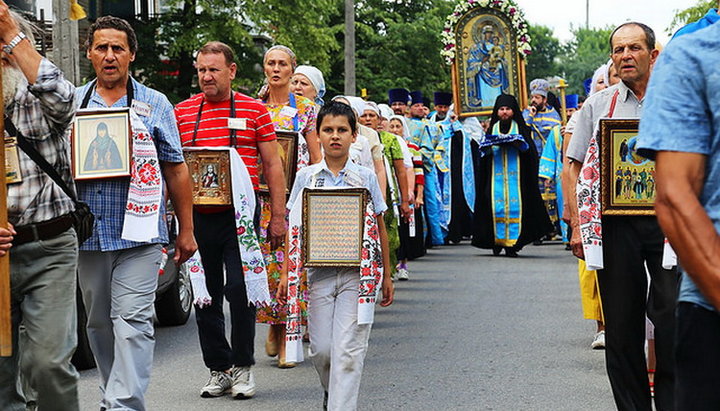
left=257, top=45, right=319, bottom=368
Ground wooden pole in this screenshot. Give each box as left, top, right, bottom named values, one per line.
left=52, top=0, right=80, bottom=85
left=0, top=65, right=11, bottom=357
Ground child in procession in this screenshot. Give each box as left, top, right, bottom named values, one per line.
left=278, top=101, right=394, bottom=410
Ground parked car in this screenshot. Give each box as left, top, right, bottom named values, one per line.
left=72, top=211, right=193, bottom=370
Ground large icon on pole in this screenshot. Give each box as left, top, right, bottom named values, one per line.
left=442, top=0, right=531, bottom=118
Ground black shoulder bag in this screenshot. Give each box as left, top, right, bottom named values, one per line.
left=6, top=117, right=95, bottom=244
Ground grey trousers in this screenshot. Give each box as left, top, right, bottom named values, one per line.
left=308, top=268, right=373, bottom=411
left=78, top=244, right=162, bottom=411
left=0, top=228, right=79, bottom=411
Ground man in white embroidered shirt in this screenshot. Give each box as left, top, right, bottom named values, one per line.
left=565, top=22, right=679, bottom=411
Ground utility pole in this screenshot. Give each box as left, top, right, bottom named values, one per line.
left=52, top=0, right=81, bottom=85
left=344, top=0, right=355, bottom=96
left=586, top=0, right=589, bottom=29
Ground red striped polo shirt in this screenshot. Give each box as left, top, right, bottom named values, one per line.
left=175, top=91, right=277, bottom=189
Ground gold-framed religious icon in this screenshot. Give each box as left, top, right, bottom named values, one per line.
left=4, top=137, right=22, bottom=184
left=72, top=108, right=132, bottom=180
left=257, top=131, right=298, bottom=194
left=443, top=1, right=531, bottom=118
left=302, top=188, right=368, bottom=267
left=599, top=119, right=656, bottom=215
left=184, top=149, right=232, bottom=206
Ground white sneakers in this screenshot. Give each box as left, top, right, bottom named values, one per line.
left=591, top=330, right=606, bottom=350
left=200, top=366, right=256, bottom=399
left=396, top=268, right=409, bottom=281
left=230, top=366, right=256, bottom=399
left=200, top=370, right=232, bottom=397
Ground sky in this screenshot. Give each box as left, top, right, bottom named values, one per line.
left=516, top=0, right=701, bottom=45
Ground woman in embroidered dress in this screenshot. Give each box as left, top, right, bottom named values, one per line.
left=471, top=94, right=551, bottom=257
left=256, top=45, right=318, bottom=368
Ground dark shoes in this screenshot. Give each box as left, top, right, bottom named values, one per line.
left=492, top=246, right=518, bottom=257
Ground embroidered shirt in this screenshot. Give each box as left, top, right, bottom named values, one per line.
left=566, top=81, right=643, bottom=163
left=637, top=23, right=720, bottom=313
left=75, top=78, right=184, bottom=251
left=7, top=59, right=76, bottom=226
left=287, top=158, right=387, bottom=217
left=175, top=91, right=277, bottom=189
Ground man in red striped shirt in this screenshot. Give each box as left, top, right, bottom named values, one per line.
left=175, top=41, right=286, bottom=400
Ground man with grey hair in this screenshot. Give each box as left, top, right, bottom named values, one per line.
left=566, top=22, right=678, bottom=410
left=0, top=2, right=80, bottom=410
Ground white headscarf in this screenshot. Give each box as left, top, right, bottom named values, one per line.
left=378, top=103, right=394, bottom=120
left=589, top=63, right=607, bottom=97
left=345, top=96, right=369, bottom=118
left=603, top=58, right=616, bottom=89
left=388, top=115, right=411, bottom=140
left=294, top=65, right=326, bottom=106
left=364, top=101, right=380, bottom=115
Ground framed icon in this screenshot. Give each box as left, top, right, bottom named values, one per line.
left=257, top=131, right=298, bottom=194
left=72, top=108, right=132, bottom=180
left=5, top=137, right=22, bottom=184
left=452, top=7, right=528, bottom=118
left=184, top=149, right=232, bottom=206
left=599, top=119, right=656, bottom=215
left=302, top=188, right=368, bottom=267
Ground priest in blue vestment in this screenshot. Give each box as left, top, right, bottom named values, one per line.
left=472, top=94, right=552, bottom=256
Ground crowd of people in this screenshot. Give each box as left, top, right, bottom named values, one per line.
left=1, top=1, right=720, bottom=410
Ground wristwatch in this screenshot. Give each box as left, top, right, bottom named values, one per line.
left=3, top=32, right=27, bottom=55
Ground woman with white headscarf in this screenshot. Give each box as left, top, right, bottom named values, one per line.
left=388, top=115, right=426, bottom=278
left=336, top=95, right=388, bottom=195
left=291, top=65, right=326, bottom=107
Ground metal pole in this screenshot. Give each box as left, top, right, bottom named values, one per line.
left=586, top=0, right=589, bottom=29
left=344, top=0, right=355, bottom=96
left=52, top=0, right=80, bottom=85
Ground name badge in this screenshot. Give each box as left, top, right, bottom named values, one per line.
left=131, top=100, right=152, bottom=117
left=279, top=106, right=298, bottom=119
left=228, top=118, right=247, bottom=130
left=343, top=170, right=363, bottom=188
left=5, top=137, right=22, bottom=184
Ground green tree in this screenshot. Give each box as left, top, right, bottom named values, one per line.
left=131, top=0, right=262, bottom=104
left=559, top=26, right=613, bottom=95
left=245, top=0, right=340, bottom=75
left=668, top=0, right=716, bottom=34
left=525, top=24, right=560, bottom=83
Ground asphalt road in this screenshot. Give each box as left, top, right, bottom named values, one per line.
left=77, top=242, right=616, bottom=410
